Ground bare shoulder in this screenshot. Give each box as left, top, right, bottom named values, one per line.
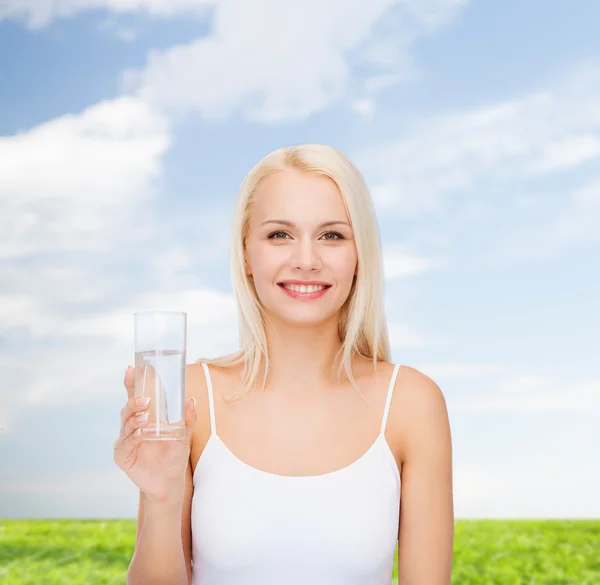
left=388, top=365, right=452, bottom=463
left=396, top=365, right=448, bottom=415
left=202, top=360, right=244, bottom=393
left=186, top=360, right=244, bottom=471
left=186, top=359, right=241, bottom=405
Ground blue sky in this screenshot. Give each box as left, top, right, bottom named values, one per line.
left=0, top=0, right=598, bottom=519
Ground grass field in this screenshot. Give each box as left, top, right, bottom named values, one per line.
left=1, top=519, right=598, bottom=584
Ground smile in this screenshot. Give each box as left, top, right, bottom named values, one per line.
left=277, top=282, right=331, bottom=300
left=281, top=284, right=327, bottom=293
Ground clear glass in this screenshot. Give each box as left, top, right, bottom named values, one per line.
left=134, top=311, right=187, bottom=441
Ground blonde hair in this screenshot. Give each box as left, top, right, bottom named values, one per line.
left=197, top=144, right=390, bottom=397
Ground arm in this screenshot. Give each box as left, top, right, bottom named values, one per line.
left=126, top=362, right=201, bottom=585
left=126, top=458, right=194, bottom=585
left=397, top=370, right=454, bottom=585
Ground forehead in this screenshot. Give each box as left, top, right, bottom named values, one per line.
left=250, top=168, right=348, bottom=223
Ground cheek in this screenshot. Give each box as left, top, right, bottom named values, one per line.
left=247, top=243, right=281, bottom=278
left=333, top=247, right=358, bottom=281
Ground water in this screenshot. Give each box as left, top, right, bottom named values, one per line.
left=134, top=349, right=186, bottom=440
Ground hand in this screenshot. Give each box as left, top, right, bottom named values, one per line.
left=113, top=366, right=197, bottom=504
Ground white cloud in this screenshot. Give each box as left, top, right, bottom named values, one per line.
left=572, top=180, right=600, bottom=209
left=485, top=173, right=600, bottom=263
left=453, top=459, right=600, bottom=518
left=351, top=99, right=376, bottom=119
left=387, top=322, right=431, bottom=350
left=363, top=73, right=401, bottom=93
left=371, top=181, right=445, bottom=218
left=383, top=244, right=436, bottom=279
left=0, top=96, right=170, bottom=259
left=0, top=92, right=236, bottom=433
left=406, top=362, right=600, bottom=418
left=0, top=468, right=132, bottom=495
left=2, top=1, right=468, bottom=125
left=441, top=363, right=600, bottom=518
left=415, top=363, right=507, bottom=380
left=552, top=178, right=600, bottom=243
left=453, top=375, right=600, bottom=415
left=453, top=463, right=519, bottom=518
left=531, top=134, right=600, bottom=173
left=357, top=64, right=600, bottom=218
left=0, top=287, right=237, bottom=347
left=123, top=0, right=468, bottom=124
left=399, top=0, right=469, bottom=30
left=0, top=0, right=218, bottom=29
left=0, top=0, right=468, bottom=36
left=0, top=286, right=238, bottom=435
left=97, top=17, right=140, bottom=42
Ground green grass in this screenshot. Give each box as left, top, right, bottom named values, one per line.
left=1, top=519, right=598, bottom=584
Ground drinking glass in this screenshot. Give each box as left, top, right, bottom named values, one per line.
left=134, top=311, right=187, bottom=440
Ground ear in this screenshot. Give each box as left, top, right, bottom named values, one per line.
left=244, top=251, right=252, bottom=276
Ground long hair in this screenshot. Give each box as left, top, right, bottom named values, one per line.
left=197, top=144, right=390, bottom=397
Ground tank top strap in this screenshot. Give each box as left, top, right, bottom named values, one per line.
left=380, top=363, right=401, bottom=435
left=200, top=362, right=216, bottom=436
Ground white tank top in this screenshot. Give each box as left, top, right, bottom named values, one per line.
left=191, top=363, right=402, bottom=585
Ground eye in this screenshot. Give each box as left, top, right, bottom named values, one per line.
left=267, top=231, right=290, bottom=239
left=322, top=231, right=344, bottom=240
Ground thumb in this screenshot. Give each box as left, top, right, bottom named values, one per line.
left=124, top=365, right=135, bottom=398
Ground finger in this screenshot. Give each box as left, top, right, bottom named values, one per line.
left=125, top=405, right=152, bottom=439
left=120, top=395, right=150, bottom=430
left=183, top=397, right=197, bottom=443
left=114, top=425, right=144, bottom=468
left=120, top=396, right=151, bottom=438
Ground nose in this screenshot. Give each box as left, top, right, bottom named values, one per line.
left=290, top=236, right=322, bottom=272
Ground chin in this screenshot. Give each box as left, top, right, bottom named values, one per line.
left=255, top=284, right=351, bottom=329
left=283, top=315, right=334, bottom=328
left=265, top=304, right=342, bottom=329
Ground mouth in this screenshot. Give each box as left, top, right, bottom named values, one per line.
left=277, top=281, right=332, bottom=300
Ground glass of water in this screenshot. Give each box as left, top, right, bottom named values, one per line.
left=134, top=311, right=187, bottom=441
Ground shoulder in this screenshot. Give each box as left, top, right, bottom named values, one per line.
left=388, top=365, right=451, bottom=463
left=185, top=359, right=239, bottom=415
left=186, top=360, right=244, bottom=464
left=371, top=361, right=447, bottom=414
left=185, top=361, right=209, bottom=405
left=186, top=359, right=242, bottom=399
left=396, top=365, right=447, bottom=411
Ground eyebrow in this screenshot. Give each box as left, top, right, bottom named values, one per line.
left=260, top=220, right=351, bottom=228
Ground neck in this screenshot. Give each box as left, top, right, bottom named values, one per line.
left=259, top=314, right=345, bottom=392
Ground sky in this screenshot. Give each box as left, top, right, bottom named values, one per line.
left=0, top=0, right=599, bottom=520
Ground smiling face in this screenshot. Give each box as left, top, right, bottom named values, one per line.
left=244, top=168, right=358, bottom=329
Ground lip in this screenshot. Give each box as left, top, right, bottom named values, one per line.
left=277, top=281, right=331, bottom=301
left=277, top=280, right=331, bottom=286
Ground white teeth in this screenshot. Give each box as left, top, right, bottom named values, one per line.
left=282, top=284, right=327, bottom=293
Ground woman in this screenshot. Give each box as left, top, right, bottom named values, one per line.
left=114, top=144, right=454, bottom=585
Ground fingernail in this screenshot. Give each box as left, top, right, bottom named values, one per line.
left=136, top=397, right=150, bottom=406
left=191, top=397, right=196, bottom=409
